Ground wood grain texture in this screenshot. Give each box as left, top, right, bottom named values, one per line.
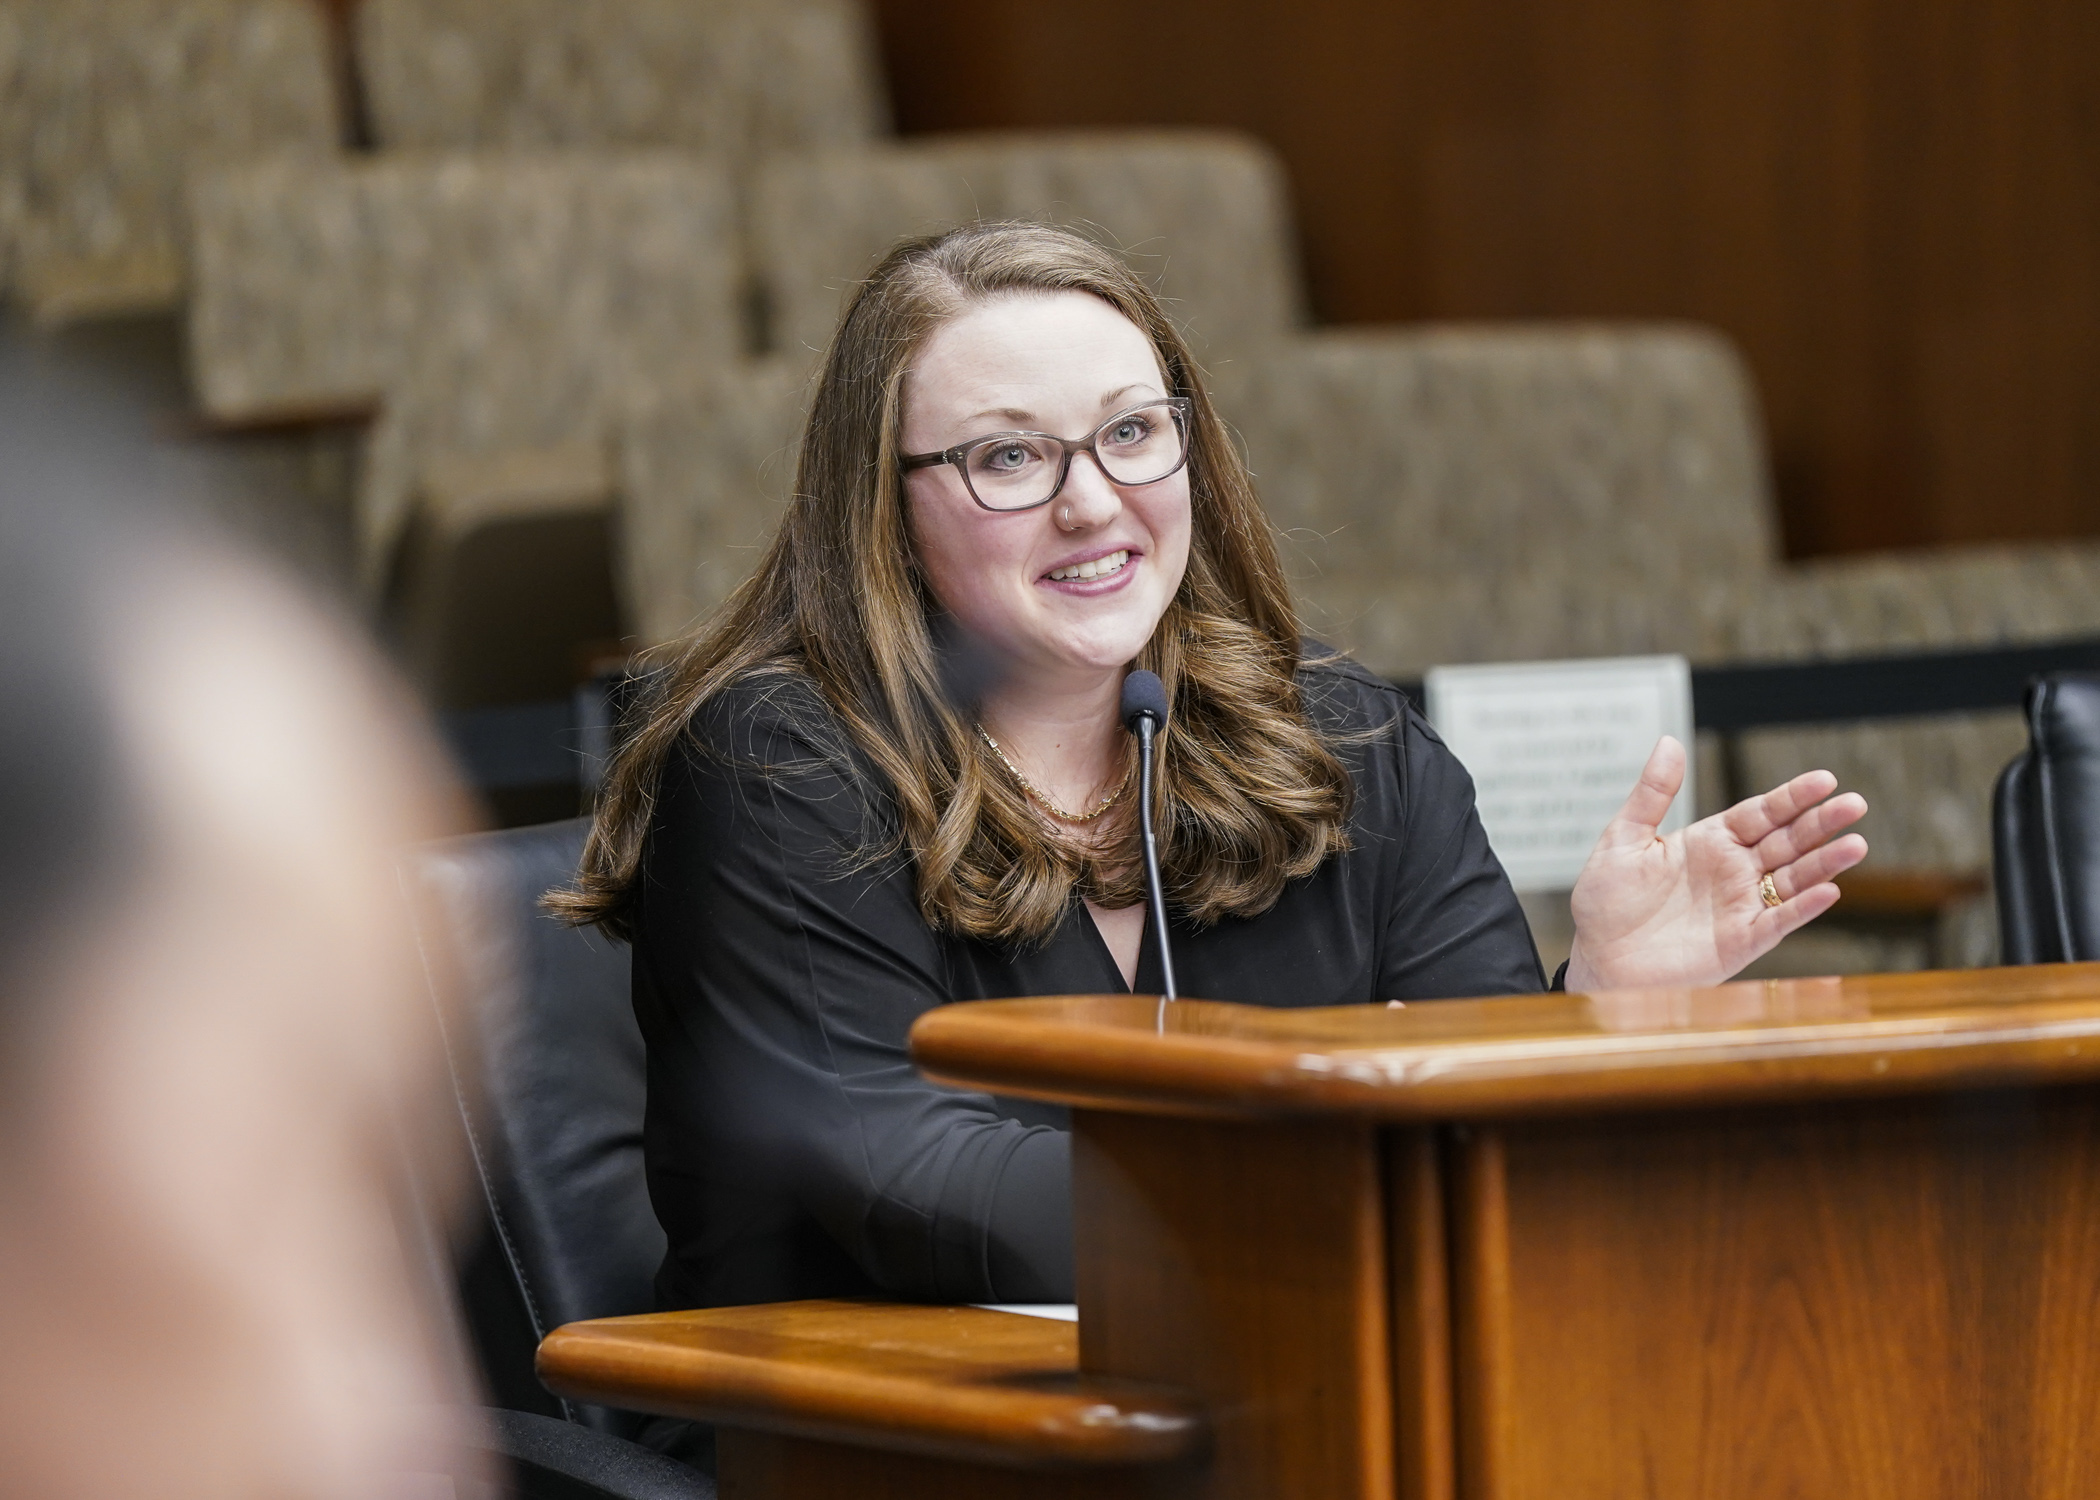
left=1447, top=1087, right=2100, bottom=1500
left=536, top=1300, right=1204, bottom=1469
left=910, top=965, right=2100, bottom=1119
left=1446, top=1129, right=1513, bottom=1500
left=716, top=1428, right=1202, bottom=1500
left=869, top=0, right=2100, bottom=557
left=1833, top=867, right=1988, bottom=918
left=1073, top=1110, right=1394, bottom=1500
left=1386, top=1129, right=1456, bottom=1500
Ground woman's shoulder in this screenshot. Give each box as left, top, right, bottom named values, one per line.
left=1291, top=642, right=1471, bottom=818
left=1293, top=641, right=1412, bottom=734
left=679, top=664, right=858, bottom=771
left=650, top=665, right=893, bottom=852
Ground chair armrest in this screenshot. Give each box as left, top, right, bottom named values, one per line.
left=467, top=1408, right=714, bottom=1500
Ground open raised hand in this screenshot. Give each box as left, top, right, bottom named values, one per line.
left=1563, top=736, right=1868, bottom=992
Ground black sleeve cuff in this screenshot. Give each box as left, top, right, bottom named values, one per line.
left=1550, top=959, right=1570, bottom=991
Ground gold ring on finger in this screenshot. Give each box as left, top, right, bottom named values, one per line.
left=1759, top=872, right=1782, bottom=909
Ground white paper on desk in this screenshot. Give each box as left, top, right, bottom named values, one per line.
left=972, top=1304, right=1079, bottom=1321
left=1426, top=655, right=1695, bottom=893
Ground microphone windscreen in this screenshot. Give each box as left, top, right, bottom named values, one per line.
left=1120, top=669, right=1169, bottom=732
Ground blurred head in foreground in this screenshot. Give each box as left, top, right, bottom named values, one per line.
left=0, top=494, right=484, bottom=1498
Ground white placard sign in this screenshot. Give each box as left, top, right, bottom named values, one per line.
left=1424, top=655, right=1695, bottom=892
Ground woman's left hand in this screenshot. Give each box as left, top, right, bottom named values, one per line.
left=1564, top=736, right=1869, bottom=992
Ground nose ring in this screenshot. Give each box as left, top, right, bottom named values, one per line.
left=1056, top=501, right=1077, bottom=529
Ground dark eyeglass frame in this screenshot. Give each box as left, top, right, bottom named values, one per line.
left=899, top=397, right=1195, bottom=513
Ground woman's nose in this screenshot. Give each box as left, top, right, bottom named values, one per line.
left=1054, top=453, right=1123, bottom=530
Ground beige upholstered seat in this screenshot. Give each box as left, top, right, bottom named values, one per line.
left=188, top=153, right=398, bottom=421
left=189, top=151, right=740, bottom=567
left=618, top=356, right=808, bottom=647
left=348, top=155, right=739, bottom=578
left=355, top=0, right=884, bottom=179
left=750, top=131, right=1305, bottom=367
left=1732, top=544, right=2100, bottom=878
left=1211, top=323, right=1774, bottom=679
left=0, top=0, right=338, bottom=325
left=190, top=151, right=740, bottom=704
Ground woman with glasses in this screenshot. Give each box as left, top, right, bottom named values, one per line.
left=554, top=223, right=1866, bottom=1317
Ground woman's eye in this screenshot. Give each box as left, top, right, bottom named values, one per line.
left=986, top=443, right=1032, bottom=471
left=1108, top=418, right=1151, bottom=446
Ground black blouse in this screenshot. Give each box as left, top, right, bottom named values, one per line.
left=629, top=651, right=1543, bottom=1311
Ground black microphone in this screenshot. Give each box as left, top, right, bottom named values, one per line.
left=1119, top=670, right=1178, bottom=1004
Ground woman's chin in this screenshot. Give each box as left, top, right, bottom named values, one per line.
left=1043, top=632, right=1159, bottom=678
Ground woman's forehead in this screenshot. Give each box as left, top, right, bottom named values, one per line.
left=905, top=291, right=1166, bottom=428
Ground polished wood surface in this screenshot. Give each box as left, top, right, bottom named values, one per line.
left=912, top=964, right=2100, bottom=1118
left=716, top=1428, right=1201, bottom=1499
left=1449, top=1088, right=2100, bottom=1498
left=536, top=969, right=2100, bottom=1497
left=536, top=1300, right=1204, bottom=1469
left=872, top=0, right=2100, bottom=556
left=1073, top=1112, right=1396, bottom=1499
left=1386, top=1129, right=1456, bottom=1500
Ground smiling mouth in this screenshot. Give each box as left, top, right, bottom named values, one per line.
left=1046, top=550, right=1130, bottom=583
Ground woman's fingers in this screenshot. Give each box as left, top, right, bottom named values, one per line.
left=1602, top=735, right=1687, bottom=845
left=1756, top=878, right=1845, bottom=941
left=1751, top=790, right=1869, bottom=871
left=1766, top=832, right=1869, bottom=902
left=1722, top=768, right=1841, bottom=846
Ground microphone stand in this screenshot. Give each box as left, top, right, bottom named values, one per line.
left=1120, top=670, right=1178, bottom=1024
left=1133, top=710, right=1178, bottom=1007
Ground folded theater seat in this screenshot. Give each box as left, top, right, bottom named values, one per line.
left=354, top=0, right=887, bottom=190
left=618, top=359, right=809, bottom=648
left=1206, top=322, right=1771, bottom=678
left=187, top=0, right=884, bottom=712
left=0, top=0, right=340, bottom=328
left=749, top=129, right=1309, bottom=372
left=188, top=152, right=743, bottom=708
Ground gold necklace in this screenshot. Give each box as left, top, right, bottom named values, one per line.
left=978, top=727, right=1133, bottom=823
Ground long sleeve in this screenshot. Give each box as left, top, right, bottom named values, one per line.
left=631, top=679, right=1071, bottom=1307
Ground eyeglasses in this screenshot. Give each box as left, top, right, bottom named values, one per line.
left=900, top=397, right=1193, bottom=513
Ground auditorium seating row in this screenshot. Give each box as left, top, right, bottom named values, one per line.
left=12, top=0, right=2100, bottom=951
left=0, top=0, right=883, bottom=324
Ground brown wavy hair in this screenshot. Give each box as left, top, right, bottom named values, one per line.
left=552, top=221, right=1353, bottom=944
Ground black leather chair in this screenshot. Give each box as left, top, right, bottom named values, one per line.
left=1993, top=674, right=2100, bottom=963
left=404, top=817, right=712, bottom=1498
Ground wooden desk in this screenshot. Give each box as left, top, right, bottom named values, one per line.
left=907, top=964, right=2100, bottom=1500
left=539, top=1300, right=1205, bottom=1496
